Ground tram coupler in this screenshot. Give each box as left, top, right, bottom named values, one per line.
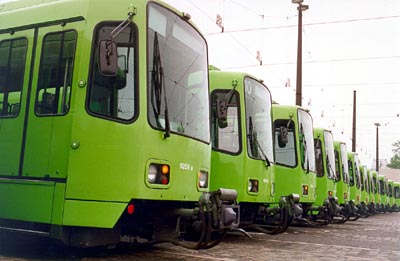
left=348, top=200, right=360, bottom=221
left=200, top=188, right=240, bottom=230
left=285, top=194, right=302, bottom=219
left=330, top=197, right=342, bottom=216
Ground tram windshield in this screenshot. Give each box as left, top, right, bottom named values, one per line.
left=340, top=143, right=350, bottom=184
left=298, top=109, right=315, bottom=172
left=379, top=178, right=386, bottom=195
left=362, top=166, right=369, bottom=192
left=353, top=154, right=361, bottom=189
left=245, top=77, right=273, bottom=163
left=324, top=131, right=336, bottom=180
left=394, top=186, right=400, bottom=198
left=147, top=3, right=209, bottom=142
left=373, top=174, right=378, bottom=193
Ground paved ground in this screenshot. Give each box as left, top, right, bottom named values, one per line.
left=1, top=212, right=399, bottom=261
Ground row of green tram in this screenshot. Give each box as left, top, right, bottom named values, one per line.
left=0, top=0, right=398, bottom=249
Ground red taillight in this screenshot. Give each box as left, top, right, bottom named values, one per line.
left=127, top=204, right=135, bottom=215
left=161, top=175, right=168, bottom=185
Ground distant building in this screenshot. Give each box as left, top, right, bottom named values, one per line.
left=379, top=168, right=400, bottom=182
left=371, top=158, right=389, bottom=170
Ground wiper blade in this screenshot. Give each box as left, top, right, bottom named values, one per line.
left=248, top=116, right=271, bottom=167
left=151, top=32, right=162, bottom=124
left=326, top=155, right=336, bottom=180
left=150, top=32, right=170, bottom=138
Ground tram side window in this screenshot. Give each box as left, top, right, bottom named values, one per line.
left=314, top=138, right=324, bottom=177
left=88, top=23, right=136, bottom=121
left=274, top=120, right=296, bottom=167
left=211, top=90, right=240, bottom=154
left=35, top=31, right=76, bottom=115
left=0, top=38, right=27, bottom=117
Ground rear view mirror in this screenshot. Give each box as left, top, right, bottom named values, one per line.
left=98, top=40, right=118, bottom=76
left=216, top=98, right=228, bottom=128
left=278, top=126, right=288, bottom=148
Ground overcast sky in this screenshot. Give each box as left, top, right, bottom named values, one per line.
left=164, top=0, right=400, bottom=167
left=1, top=0, right=399, bottom=168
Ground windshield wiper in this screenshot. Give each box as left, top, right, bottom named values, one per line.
left=151, top=32, right=170, bottom=138
left=299, top=126, right=309, bottom=174
left=248, top=116, right=271, bottom=168
left=326, top=155, right=335, bottom=180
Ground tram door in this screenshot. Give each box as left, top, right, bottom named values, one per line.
left=22, top=23, right=82, bottom=179
left=0, top=30, right=33, bottom=176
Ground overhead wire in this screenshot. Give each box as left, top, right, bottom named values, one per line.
left=206, top=14, right=400, bottom=35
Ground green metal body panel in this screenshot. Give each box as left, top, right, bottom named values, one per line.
left=0, top=178, right=55, bottom=223
left=313, top=128, right=336, bottom=206
left=209, top=70, right=274, bottom=204
left=63, top=200, right=127, bottom=228
left=333, top=141, right=350, bottom=205
left=359, top=166, right=370, bottom=205
left=272, top=105, right=316, bottom=205
left=0, top=0, right=212, bottom=238
left=347, top=152, right=361, bottom=204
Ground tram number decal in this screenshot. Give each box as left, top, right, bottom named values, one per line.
left=180, top=163, right=193, bottom=171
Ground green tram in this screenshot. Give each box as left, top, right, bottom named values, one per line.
left=333, top=141, right=352, bottom=220
left=0, top=0, right=239, bottom=248
left=272, top=105, right=318, bottom=224
left=367, top=169, right=377, bottom=214
left=378, top=174, right=388, bottom=212
left=347, top=152, right=362, bottom=219
left=387, top=180, right=394, bottom=212
left=393, top=182, right=400, bottom=211
left=359, top=165, right=370, bottom=217
left=209, top=69, right=296, bottom=235
left=371, top=170, right=382, bottom=213
left=313, top=128, right=342, bottom=223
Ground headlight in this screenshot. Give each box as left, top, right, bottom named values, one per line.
left=248, top=179, right=258, bottom=193
left=302, top=185, right=309, bottom=195
left=198, top=170, right=208, bottom=189
left=148, top=164, right=157, bottom=183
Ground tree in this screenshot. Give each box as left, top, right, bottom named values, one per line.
left=387, top=140, right=400, bottom=169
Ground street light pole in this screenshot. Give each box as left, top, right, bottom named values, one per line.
left=375, top=123, right=380, bottom=171
left=293, top=0, right=308, bottom=106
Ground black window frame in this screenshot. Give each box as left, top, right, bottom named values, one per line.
left=210, top=89, right=242, bottom=155
left=273, top=119, right=297, bottom=168
left=35, top=30, right=77, bottom=116
left=0, top=37, right=28, bottom=118
left=87, top=21, right=138, bottom=124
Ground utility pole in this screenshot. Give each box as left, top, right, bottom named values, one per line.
left=293, top=0, right=308, bottom=106
left=375, top=123, right=380, bottom=171
left=352, top=90, right=356, bottom=152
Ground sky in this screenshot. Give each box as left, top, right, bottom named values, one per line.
left=162, top=0, right=400, bottom=167
left=1, top=0, right=399, bottom=168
